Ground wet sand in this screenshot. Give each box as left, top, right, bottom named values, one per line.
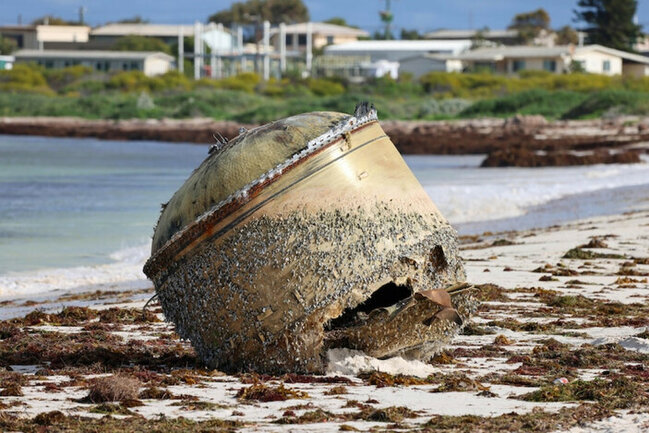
left=1, top=209, right=649, bottom=432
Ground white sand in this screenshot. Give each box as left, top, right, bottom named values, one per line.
left=1, top=209, right=649, bottom=431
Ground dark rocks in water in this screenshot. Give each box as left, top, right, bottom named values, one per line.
left=144, top=106, right=478, bottom=374
left=480, top=148, right=641, bottom=168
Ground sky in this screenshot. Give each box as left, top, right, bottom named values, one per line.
left=2, top=0, right=648, bottom=34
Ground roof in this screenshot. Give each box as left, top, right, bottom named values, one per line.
left=452, top=45, right=571, bottom=61
left=0, top=25, right=36, bottom=31
left=578, top=44, right=649, bottom=65
left=325, top=40, right=472, bottom=54
left=425, top=29, right=518, bottom=39
left=0, top=24, right=89, bottom=33
left=449, top=44, right=649, bottom=65
left=269, top=22, right=368, bottom=37
left=15, top=49, right=174, bottom=61
left=91, top=23, right=195, bottom=37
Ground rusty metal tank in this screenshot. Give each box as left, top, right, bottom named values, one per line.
left=144, top=103, right=477, bottom=374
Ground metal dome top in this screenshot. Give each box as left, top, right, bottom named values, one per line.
left=151, top=108, right=378, bottom=254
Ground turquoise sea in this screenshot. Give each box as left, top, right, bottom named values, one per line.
left=1, top=134, right=648, bottom=296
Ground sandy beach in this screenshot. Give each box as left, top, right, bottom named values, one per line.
left=2, top=207, right=648, bottom=432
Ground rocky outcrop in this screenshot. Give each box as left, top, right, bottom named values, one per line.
left=0, top=117, right=253, bottom=144
left=383, top=115, right=649, bottom=155
left=480, top=148, right=642, bottom=167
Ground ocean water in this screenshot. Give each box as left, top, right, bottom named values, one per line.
left=1, top=134, right=648, bottom=298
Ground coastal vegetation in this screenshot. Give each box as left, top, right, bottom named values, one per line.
left=2, top=64, right=649, bottom=122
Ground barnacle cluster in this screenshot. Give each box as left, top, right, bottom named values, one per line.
left=145, top=105, right=477, bottom=373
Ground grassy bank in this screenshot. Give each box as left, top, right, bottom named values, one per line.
left=2, top=64, right=649, bottom=122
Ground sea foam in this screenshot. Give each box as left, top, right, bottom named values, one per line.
left=0, top=243, right=150, bottom=299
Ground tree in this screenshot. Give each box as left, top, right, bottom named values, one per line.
left=569, top=60, right=587, bottom=73
left=555, top=25, right=579, bottom=45
left=323, top=17, right=359, bottom=29
left=208, top=0, right=309, bottom=26
left=112, top=35, right=172, bottom=54
left=116, top=16, right=150, bottom=24
left=574, top=0, right=642, bottom=51
left=31, top=16, right=76, bottom=25
left=0, top=36, right=17, bottom=55
left=400, top=29, right=422, bottom=40
left=508, top=8, right=551, bottom=44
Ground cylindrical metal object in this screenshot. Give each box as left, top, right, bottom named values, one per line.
left=144, top=105, right=476, bottom=373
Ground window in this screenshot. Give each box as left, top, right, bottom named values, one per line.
left=122, top=62, right=129, bottom=70
left=298, top=34, right=307, bottom=46
left=543, top=60, right=556, bottom=72
left=285, top=34, right=293, bottom=45
left=603, top=60, right=611, bottom=72
left=326, top=35, right=334, bottom=45
left=95, top=61, right=110, bottom=71
left=130, top=61, right=139, bottom=70
left=512, top=60, right=526, bottom=72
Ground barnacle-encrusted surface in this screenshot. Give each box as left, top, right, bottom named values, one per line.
left=145, top=108, right=475, bottom=374
left=151, top=205, right=471, bottom=373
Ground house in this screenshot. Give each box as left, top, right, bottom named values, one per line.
left=425, top=29, right=519, bottom=45
left=399, top=54, right=463, bottom=78
left=89, top=24, right=195, bottom=48
left=449, top=44, right=649, bottom=76
left=635, top=35, right=649, bottom=55
left=0, top=25, right=90, bottom=50
left=14, top=50, right=174, bottom=76
left=323, top=40, right=472, bottom=63
left=313, top=55, right=398, bottom=80
left=0, top=55, right=14, bottom=70
left=270, top=22, right=368, bottom=54
left=425, top=28, right=557, bottom=47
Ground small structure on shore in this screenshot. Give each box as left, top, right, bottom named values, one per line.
left=144, top=104, right=477, bottom=373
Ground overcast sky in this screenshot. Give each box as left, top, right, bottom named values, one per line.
left=2, top=0, right=648, bottom=34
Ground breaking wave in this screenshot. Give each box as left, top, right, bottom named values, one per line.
left=0, top=243, right=151, bottom=299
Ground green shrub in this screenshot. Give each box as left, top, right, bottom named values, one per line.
left=44, top=65, right=93, bottom=92
left=518, top=70, right=553, bottom=79
left=561, top=89, right=649, bottom=119
left=208, top=72, right=261, bottom=93
left=306, top=78, right=345, bottom=96
left=460, top=89, right=587, bottom=119
left=0, top=64, right=52, bottom=94
left=111, top=35, right=172, bottom=54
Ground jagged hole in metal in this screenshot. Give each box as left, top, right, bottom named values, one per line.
left=324, top=282, right=413, bottom=331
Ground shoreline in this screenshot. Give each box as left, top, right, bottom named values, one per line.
left=1, top=209, right=648, bottom=431
left=2, top=178, right=648, bottom=283
left=2, top=115, right=649, bottom=156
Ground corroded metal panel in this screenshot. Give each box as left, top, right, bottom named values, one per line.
left=144, top=105, right=477, bottom=373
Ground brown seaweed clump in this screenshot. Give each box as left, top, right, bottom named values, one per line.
left=144, top=103, right=478, bottom=373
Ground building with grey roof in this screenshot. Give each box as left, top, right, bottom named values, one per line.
left=450, top=44, right=649, bottom=76
left=14, top=50, right=174, bottom=76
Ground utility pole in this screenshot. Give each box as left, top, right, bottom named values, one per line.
left=305, top=21, right=313, bottom=76
left=238, top=26, right=245, bottom=72
left=209, top=22, right=217, bottom=79
left=194, top=21, right=201, bottom=80
left=279, top=22, right=286, bottom=74
left=78, top=6, right=86, bottom=25
left=216, top=23, right=224, bottom=79
left=379, top=0, right=395, bottom=39
left=178, top=26, right=184, bottom=74
left=263, top=20, right=270, bottom=81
